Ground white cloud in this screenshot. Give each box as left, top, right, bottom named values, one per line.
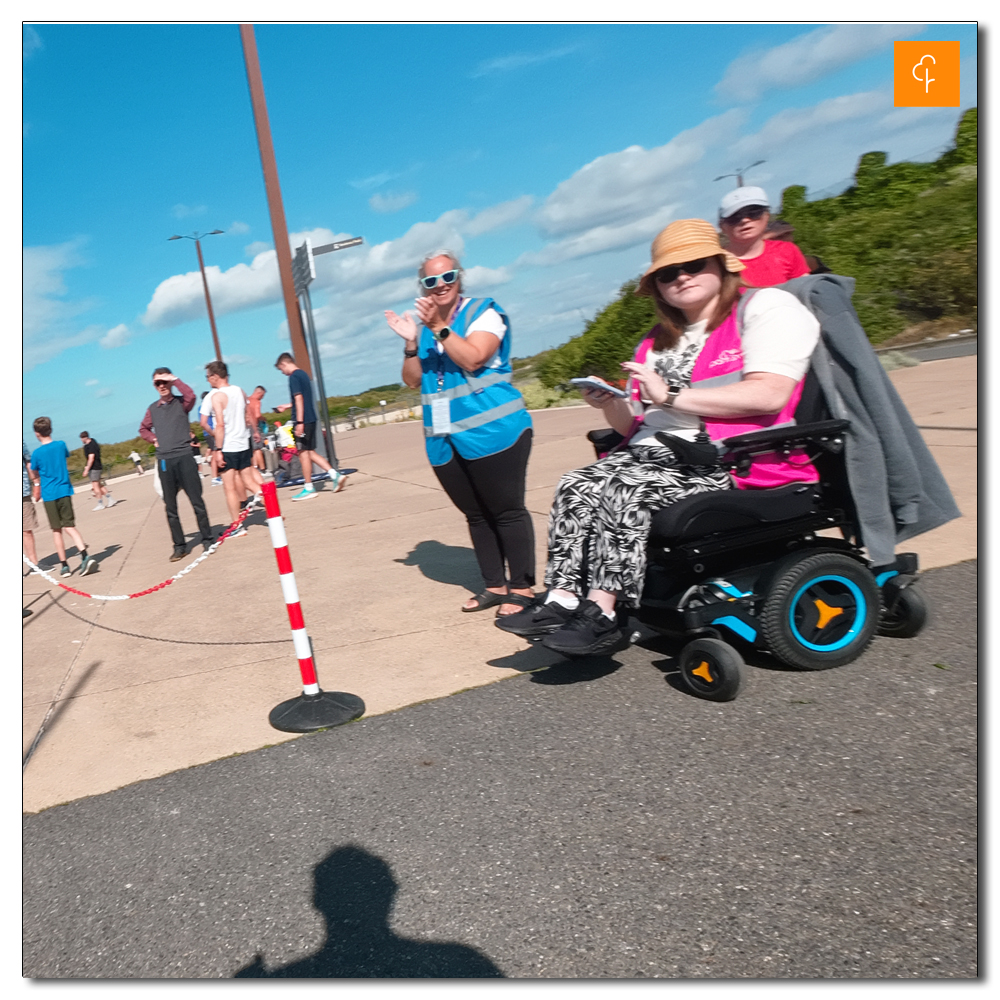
left=99, top=323, right=131, bottom=349
left=521, top=205, right=678, bottom=267
left=244, top=240, right=271, bottom=257
left=462, top=265, right=514, bottom=293
left=142, top=248, right=283, bottom=329
left=228, top=220, right=251, bottom=234
left=715, top=23, right=926, bottom=104
left=369, top=190, right=418, bottom=214
left=23, top=240, right=102, bottom=369
left=223, top=354, right=254, bottom=366
left=95, top=388, right=113, bottom=398
left=727, top=91, right=888, bottom=161
left=470, top=44, right=580, bottom=78
left=465, top=196, right=533, bottom=236
left=536, top=110, right=744, bottom=239
left=350, top=170, right=400, bottom=191
left=85, top=379, right=99, bottom=386
left=172, top=203, right=207, bottom=219
left=23, top=26, right=42, bottom=61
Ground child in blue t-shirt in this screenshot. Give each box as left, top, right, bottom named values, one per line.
left=30, top=416, right=97, bottom=577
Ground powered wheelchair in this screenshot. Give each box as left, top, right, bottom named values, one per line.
left=586, top=374, right=928, bottom=702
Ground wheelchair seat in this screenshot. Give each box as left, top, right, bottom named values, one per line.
left=649, top=482, right=824, bottom=546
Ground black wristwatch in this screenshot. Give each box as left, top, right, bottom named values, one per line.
left=403, top=346, right=419, bottom=358
left=433, top=326, right=451, bottom=342
left=663, top=383, right=683, bottom=408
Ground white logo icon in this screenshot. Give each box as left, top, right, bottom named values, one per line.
left=912, top=54, right=936, bottom=94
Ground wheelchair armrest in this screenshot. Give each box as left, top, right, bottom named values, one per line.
left=720, top=419, right=851, bottom=455
left=654, top=432, right=725, bottom=467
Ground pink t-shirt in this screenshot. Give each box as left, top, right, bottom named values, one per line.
left=739, top=239, right=811, bottom=288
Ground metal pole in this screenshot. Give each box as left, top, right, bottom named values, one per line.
left=298, top=286, right=338, bottom=469
left=238, top=23, right=312, bottom=377
left=195, top=239, right=224, bottom=363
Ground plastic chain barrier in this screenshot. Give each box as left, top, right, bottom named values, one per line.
left=22, top=503, right=255, bottom=601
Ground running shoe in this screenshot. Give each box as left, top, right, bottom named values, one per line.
left=60, top=563, right=73, bottom=577
left=539, top=600, right=624, bottom=657
left=211, top=477, right=223, bottom=486
left=292, top=487, right=317, bottom=501
left=79, top=554, right=98, bottom=576
left=326, top=470, right=348, bottom=493
left=93, top=501, right=105, bottom=511
left=494, top=597, right=577, bottom=638
left=229, top=526, right=248, bottom=537
left=105, top=497, right=117, bottom=508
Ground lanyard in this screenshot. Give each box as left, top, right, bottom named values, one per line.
left=429, top=298, right=466, bottom=390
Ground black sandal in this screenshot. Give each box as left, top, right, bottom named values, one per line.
left=495, top=593, right=535, bottom=617
left=461, top=590, right=508, bottom=613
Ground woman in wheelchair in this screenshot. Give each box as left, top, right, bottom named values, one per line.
left=497, top=218, right=822, bottom=657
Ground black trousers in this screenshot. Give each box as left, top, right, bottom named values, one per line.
left=432, top=429, right=535, bottom=590
left=159, top=453, right=213, bottom=549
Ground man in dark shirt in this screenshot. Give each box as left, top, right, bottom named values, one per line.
left=80, top=431, right=116, bottom=510
left=139, top=367, right=215, bottom=561
left=273, top=352, right=345, bottom=500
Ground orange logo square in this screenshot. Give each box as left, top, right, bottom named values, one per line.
left=894, top=41, right=960, bottom=107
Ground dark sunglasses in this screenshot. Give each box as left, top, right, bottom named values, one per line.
left=722, top=204, right=768, bottom=225
left=419, top=269, right=460, bottom=290
left=653, top=258, right=710, bottom=285
left=153, top=380, right=171, bottom=388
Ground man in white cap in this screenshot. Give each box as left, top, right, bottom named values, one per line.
left=718, top=186, right=810, bottom=288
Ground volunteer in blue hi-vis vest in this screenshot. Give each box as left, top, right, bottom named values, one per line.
left=385, top=250, right=535, bottom=618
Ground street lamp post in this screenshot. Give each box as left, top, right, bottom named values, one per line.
left=168, top=230, right=225, bottom=362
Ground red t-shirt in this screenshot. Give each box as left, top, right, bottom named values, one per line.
left=739, top=239, right=811, bottom=288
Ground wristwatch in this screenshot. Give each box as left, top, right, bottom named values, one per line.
left=663, top=383, right=683, bottom=408
left=403, top=346, right=419, bottom=358
left=433, top=326, right=452, bottom=342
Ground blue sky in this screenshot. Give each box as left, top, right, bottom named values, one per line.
left=22, top=21, right=978, bottom=446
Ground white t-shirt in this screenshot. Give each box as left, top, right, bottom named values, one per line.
left=630, top=288, right=820, bottom=446
left=199, top=385, right=250, bottom=453
left=433, top=297, right=507, bottom=369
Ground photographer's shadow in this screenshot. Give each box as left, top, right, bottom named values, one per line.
left=394, top=540, right=482, bottom=593
left=234, top=845, right=503, bottom=979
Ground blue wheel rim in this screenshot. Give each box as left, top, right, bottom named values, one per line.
left=788, top=574, right=867, bottom=652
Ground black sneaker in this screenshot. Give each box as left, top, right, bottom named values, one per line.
left=495, top=598, right=577, bottom=638
left=169, top=547, right=187, bottom=562
left=540, top=600, right=624, bottom=657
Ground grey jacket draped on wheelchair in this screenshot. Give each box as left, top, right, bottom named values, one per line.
left=778, top=273, right=961, bottom=567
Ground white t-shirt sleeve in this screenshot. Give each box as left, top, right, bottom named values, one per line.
left=198, top=392, right=215, bottom=417
left=466, top=306, right=506, bottom=342
left=740, top=288, right=820, bottom=381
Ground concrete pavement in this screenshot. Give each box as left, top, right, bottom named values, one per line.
left=22, top=355, right=976, bottom=815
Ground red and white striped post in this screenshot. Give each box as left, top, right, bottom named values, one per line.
left=261, top=479, right=365, bottom=733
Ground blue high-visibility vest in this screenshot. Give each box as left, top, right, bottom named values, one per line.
left=419, top=297, right=532, bottom=466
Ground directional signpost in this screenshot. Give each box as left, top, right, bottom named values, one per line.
left=291, top=236, right=364, bottom=470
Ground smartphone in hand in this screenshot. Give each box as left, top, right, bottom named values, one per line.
left=569, top=377, right=628, bottom=398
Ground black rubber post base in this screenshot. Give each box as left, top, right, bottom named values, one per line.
left=268, top=690, right=365, bottom=733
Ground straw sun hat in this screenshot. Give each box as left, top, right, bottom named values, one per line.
left=636, top=219, right=744, bottom=297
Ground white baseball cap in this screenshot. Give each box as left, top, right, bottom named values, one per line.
left=719, top=186, right=770, bottom=221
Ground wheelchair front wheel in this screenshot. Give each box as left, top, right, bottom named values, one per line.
left=877, top=586, right=928, bottom=638
left=760, top=551, right=879, bottom=670
left=678, top=638, right=745, bottom=701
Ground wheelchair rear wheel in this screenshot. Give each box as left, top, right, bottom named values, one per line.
left=877, top=586, right=928, bottom=638
left=679, top=638, right=745, bottom=701
left=760, top=551, right=879, bottom=670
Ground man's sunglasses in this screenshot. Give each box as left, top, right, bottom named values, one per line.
left=419, top=269, right=460, bottom=290
left=153, top=380, right=171, bottom=388
left=722, top=204, right=767, bottom=225
left=653, top=258, right=709, bottom=285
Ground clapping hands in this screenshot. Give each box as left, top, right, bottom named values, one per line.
left=385, top=309, right=419, bottom=346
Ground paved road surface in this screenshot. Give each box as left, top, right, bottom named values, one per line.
left=23, top=560, right=977, bottom=979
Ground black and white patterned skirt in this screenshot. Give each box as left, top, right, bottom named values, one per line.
left=544, top=445, right=732, bottom=607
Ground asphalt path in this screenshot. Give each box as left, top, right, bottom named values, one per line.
left=23, top=560, right=977, bottom=980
